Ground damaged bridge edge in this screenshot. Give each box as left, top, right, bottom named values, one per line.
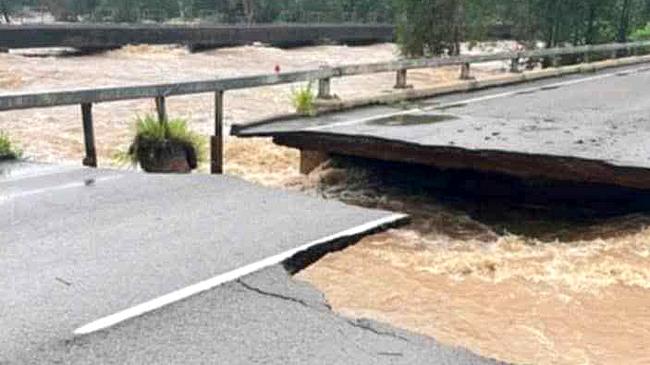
left=270, top=132, right=650, bottom=191
left=72, top=212, right=409, bottom=337
left=231, top=54, right=650, bottom=135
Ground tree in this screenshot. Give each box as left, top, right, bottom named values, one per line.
left=0, top=0, right=12, bottom=23
left=395, top=0, right=467, bottom=57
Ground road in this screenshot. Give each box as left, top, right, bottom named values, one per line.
left=0, top=162, right=499, bottom=364
left=234, top=63, right=650, bottom=190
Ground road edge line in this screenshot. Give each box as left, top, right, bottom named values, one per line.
left=73, top=212, right=409, bottom=336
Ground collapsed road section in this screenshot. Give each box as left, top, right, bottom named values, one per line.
left=0, top=163, right=407, bottom=363
left=233, top=63, right=650, bottom=190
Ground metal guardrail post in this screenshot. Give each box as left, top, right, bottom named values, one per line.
left=510, top=58, right=520, bottom=73
left=211, top=90, right=224, bottom=175
left=81, top=103, right=97, bottom=168
left=551, top=56, right=560, bottom=68
left=460, top=62, right=472, bottom=80
left=394, top=69, right=408, bottom=89
left=155, top=96, right=167, bottom=122
left=317, top=77, right=332, bottom=99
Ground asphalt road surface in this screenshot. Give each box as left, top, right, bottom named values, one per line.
left=20, top=266, right=501, bottom=365
left=234, top=63, right=650, bottom=189
left=1, top=162, right=500, bottom=364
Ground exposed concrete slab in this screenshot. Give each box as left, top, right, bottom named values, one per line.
left=0, top=164, right=406, bottom=362
left=234, top=63, right=650, bottom=190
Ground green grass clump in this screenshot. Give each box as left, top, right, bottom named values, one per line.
left=631, top=23, right=650, bottom=41
left=292, top=82, right=317, bottom=116
left=116, top=115, right=206, bottom=166
left=0, top=131, right=21, bottom=160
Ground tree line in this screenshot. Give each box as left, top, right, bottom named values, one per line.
left=396, top=0, right=650, bottom=56
left=2, top=0, right=650, bottom=57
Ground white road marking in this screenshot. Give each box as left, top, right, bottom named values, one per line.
left=0, top=175, right=122, bottom=202
left=0, top=166, right=80, bottom=184
left=305, top=65, right=650, bottom=132
left=73, top=212, right=408, bottom=336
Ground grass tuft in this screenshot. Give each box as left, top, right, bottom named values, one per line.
left=115, top=115, right=206, bottom=166
left=292, top=82, right=317, bottom=116
left=0, top=131, right=21, bottom=160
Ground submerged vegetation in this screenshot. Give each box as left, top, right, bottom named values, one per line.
left=0, top=131, right=21, bottom=160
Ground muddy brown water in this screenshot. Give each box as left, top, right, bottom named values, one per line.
left=293, top=157, right=650, bottom=365
left=3, top=43, right=648, bottom=364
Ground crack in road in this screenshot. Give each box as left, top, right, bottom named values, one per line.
left=236, top=279, right=412, bottom=343
left=343, top=318, right=412, bottom=343
left=236, top=279, right=313, bottom=308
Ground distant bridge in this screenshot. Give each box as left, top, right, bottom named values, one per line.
left=0, top=23, right=394, bottom=50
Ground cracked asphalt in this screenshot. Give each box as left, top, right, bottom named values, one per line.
left=20, top=266, right=501, bottom=365
left=1, top=162, right=499, bottom=364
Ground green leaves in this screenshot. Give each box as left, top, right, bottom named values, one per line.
left=120, top=115, right=206, bottom=166
left=0, top=130, right=21, bottom=160
left=395, top=0, right=650, bottom=57
left=291, top=82, right=317, bottom=117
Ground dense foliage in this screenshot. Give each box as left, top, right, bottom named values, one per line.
left=395, top=0, right=650, bottom=56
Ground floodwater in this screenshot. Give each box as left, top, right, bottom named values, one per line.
left=2, top=42, right=647, bottom=364
left=0, top=42, right=506, bottom=164
left=296, top=158, right=650, bottom=365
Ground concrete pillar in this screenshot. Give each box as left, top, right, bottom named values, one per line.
left=394, top=69, right=409, bottom=89
left=211, top=90, right=224, bottom=175
left=317, top=77, right=332, bottom=99
left=300, top=150, right=329, bottom=174
left=460, top=63, right=472, bottom=80
left=81, top=103, right=97, bottom=168
left=155, top=96, right=167, bottom=123
left=509, top=58, right=519, bottom=73
left=551, top=56, right=560, bottom=68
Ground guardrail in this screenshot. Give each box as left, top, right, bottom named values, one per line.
left=1, top=40, right=650, bottom=173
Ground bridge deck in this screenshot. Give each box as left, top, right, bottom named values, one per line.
left=234, top=63, right=650, bottom=190
left=0, top=23, right=393, bottom=49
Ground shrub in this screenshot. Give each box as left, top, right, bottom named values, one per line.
left=0, top=131, right=21, bottom=160
left=631, top=23, right=650, bottom=41
left=292, top=82, right=316, bottom=116
left=118, top=115, right=206, bottom=168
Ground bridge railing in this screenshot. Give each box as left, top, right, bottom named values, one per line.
left=1, top=40, right=650, bottom=173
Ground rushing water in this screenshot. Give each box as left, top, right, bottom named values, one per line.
left=3, top=42, right=646, bottom=364
left=293, top=157, right=650, bottom=365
